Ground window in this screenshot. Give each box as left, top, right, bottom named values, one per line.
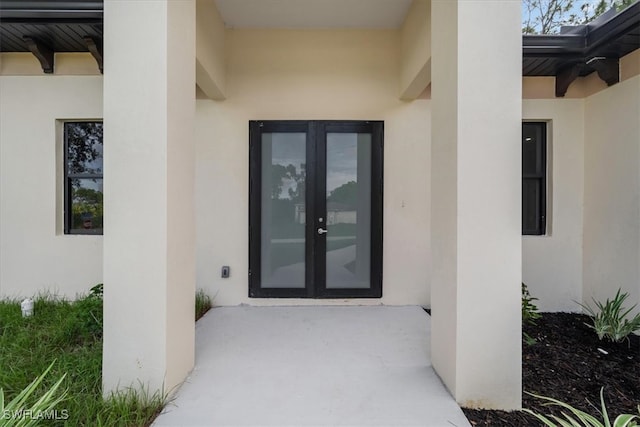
left=64, top=122, right=103, bottom=235
left=522, top=122, right=546, bottom=235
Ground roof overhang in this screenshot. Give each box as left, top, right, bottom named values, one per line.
left=0, top=1, right=102, bottom=21
left=0, top=0, right=103, bottom=72
left=1, top=0, right=639, bottom=93
left=523, top=1, right=640, bottom=95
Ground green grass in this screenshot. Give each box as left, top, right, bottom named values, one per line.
left=0, top=360, right=68, bottom=427
left=0, top=293, right=165, bottom=426
left=195, top=289, right=213, bottom=321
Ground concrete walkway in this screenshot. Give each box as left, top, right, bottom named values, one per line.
left=153, top=306, right=471, bottom=427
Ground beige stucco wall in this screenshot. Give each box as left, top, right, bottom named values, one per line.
left=520, top=74, right=640, bottom=313
left=522, top=99, right=584, bottom=312
left=620, top=49, right=640, bottom=83
left=0, top=52, right=101, bottom=75
left=196, top=0, right=226, bottom=100
left=196, top=29, right=431, bottom=306
left=583, top=75, right=640, bottom=312
left=518, top=49, right=639, bottom=311
left=1, top=25, right=637, bottom=321
left=400, top=0, right=430, bottom=99
left=0, top=76, right=103, bottom=298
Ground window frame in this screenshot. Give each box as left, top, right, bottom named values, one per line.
left=63, top=121, right=104, bottom=235
left=522, top=121, right=547, bottom=236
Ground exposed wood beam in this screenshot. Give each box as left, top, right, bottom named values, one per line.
left=555, top=63, right=581, bottom=97
left=589, top=57, right=619, bottom=86
left=22, top=36, right=54, bottom=73
left=555, top=57, right=619, bottom=97
left=83, top=36, right=103, bottom=74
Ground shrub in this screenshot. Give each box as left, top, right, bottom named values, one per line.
left=88, top=283, right=103, bottom=298
left=522, top=283, right=542, bottom=345
left=71, top=290, right=103, bottom=341
left=522, top=283, right=541, bottom=325
left=580, top=288, right=640, bottom=343
left=524, top=388, right=640, bottom=427
left=195, top=289, right=212, bottom=321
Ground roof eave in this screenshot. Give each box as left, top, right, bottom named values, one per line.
left=0, top=1, right=103, bottom=22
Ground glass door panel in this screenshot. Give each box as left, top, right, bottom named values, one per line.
left=249, top=121, right=382, bottom=298
left=260, top=132, right=306, bottom=288
left=325, top=133, right=371, bottom=289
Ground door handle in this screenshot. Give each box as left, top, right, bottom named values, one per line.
left=317, top=228, right=328, bottom=235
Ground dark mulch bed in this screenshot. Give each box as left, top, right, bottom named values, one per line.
left=463, top=312, right=640, bottom=426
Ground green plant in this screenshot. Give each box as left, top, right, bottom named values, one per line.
left=0, top=361, right=67, bottom=427
left=523, top=332, right=538, bottom=346
left=580, top=289, right=640, bottom=343
left=0, top=288, right=167, bottom=426
left=523, top=283, right=541, bottom=325
left=70, top=288, right=104, bottom=341
left=522, top=283, right=542, bottom=345
left=89, top=283, right=103, bottom=298
left=96, top=384, right=167, bottom=427
left=524, top=388, right=640, bottom=427
left=195, top=289, right=212, bottom=321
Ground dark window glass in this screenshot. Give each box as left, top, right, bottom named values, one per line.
left=522, top=122, right=546, bottom=235
left=64, top=122, right=103, bottom=235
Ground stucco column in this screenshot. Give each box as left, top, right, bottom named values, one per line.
left=430, top=0, right=522, bottom=409
left=102, top=0, right=196, bottom=395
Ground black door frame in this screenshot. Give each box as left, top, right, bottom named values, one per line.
left=248, top=120, right=383, bottom=298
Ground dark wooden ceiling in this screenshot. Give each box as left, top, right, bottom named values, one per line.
left=0, top=22, right=102, bottom=52
left=0, top=1, right=103, bottom=52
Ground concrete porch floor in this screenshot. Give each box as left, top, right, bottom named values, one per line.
left=153, top=305, right=471, bottom=427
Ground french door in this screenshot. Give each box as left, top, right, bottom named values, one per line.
left=249, top=120, right=383, bottom=298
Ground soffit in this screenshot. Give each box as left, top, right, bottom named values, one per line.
left=0, top=1, right=103, bottom=53
left=523, top=2, right=640, bottom=77
left=213, top=0, right=413, bottom=29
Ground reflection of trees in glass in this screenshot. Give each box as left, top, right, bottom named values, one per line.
left=271, top=163, right=305, bottom=201
left=71, top=186, right=103, bottom=229
left=327, top=181, right=357, bottom=207
left=270, top=163, right=305, bottom=239
left=66, top=122, right=103, bottom=174
left=65, top=122, right=103, bottom=233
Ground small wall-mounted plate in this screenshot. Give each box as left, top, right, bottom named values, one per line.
left=221, top=266, right=230, bottom=278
